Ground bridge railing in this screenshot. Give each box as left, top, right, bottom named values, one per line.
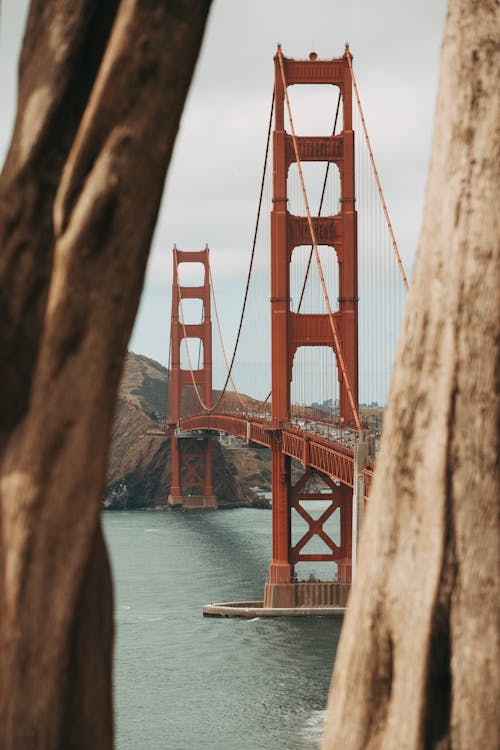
left=179, top=413, right=357, bottom=489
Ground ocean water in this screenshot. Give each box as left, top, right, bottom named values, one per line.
left=103, top=509, right=343, bottom=750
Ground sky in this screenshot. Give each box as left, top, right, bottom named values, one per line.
left=1, top=0, right=448, bottom=399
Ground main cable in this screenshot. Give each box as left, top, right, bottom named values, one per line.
left=207, top=88, right=275, bottom=410
left=175, top=90, right=275, bottom=414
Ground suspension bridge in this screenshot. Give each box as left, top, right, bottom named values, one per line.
left=164, top=46, right=408, bottom=612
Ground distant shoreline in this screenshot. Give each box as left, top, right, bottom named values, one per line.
left=103, top=499, right=271, bottom=512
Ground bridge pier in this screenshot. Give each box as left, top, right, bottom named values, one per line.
left=264, top=581, right=351, bottom=609
left=168, top=434, right=217, bottom=510
left=265, top=453, right=354, bottom=607
left=167, top=493, right=217, bottom=510
left=268, top=443, right=293, bottom=586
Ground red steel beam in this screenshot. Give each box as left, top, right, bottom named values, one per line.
left=178, top=413, right=355, bottom=488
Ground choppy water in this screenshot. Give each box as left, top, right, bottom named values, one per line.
left=103, top=509, right=343, bottom=750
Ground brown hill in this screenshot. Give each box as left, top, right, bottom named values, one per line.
left=105, top=352, right=269, bottom=508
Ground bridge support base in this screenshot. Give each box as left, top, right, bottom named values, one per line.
left=264, top=581, right=351, bottom=609
left=264, top=582, right=296, bottom=608
left=167, top=494, right=217, bottom=510
left=203, top=601, right=346, bottom=618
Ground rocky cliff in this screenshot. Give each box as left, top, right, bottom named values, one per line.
left=105, top=353, right=270, bottom=508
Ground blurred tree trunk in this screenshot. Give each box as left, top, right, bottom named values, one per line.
left=322, top=0, right=499, bottom=748
left=0, top=1, right=211, bottom=747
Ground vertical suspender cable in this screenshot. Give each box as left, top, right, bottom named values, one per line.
left=346, top=51, right=409, bottom=292
left=174, top=91, right=275, bottom=415
left=297, top=90, right=342, bottom=313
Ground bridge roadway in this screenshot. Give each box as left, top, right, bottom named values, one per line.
left=177, top=413, right=374, bottom=501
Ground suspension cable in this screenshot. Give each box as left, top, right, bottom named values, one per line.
left=175, top=90, right=275, bottom=414
left=163, top=331, right=172, bottom=430
left=251, top=91, right=342, bottom=410
left=208, top=261, right=250, bottom=411
left=175, top=259, right=213, bottom=411
left=345, top=49, right=409, bottom=291
left=297, top=89, right=342, bottom=313
left=175, top=255, right=247, bottom=413
left=277, top=47, right=362, bottom=431
left=208, top=89, right=275, bottom=409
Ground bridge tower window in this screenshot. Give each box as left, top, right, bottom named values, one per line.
left=285, top=84, right=342, bottom=136
left=180, top=338, right=204, bottom=371
left=290, top=245, right=339, bottom=314
left=177, top=262, right=205, bottom=286
left=179, top=298, right=204, bottom=324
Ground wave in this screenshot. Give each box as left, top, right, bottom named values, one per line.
left=301, top=709, right=326, bottom=746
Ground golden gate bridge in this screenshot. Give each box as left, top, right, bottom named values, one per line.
left=163, top=46, right=408, bottom=613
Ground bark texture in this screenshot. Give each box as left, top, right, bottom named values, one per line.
left=323, top=1, right=499, bottom=748
left=0, top=1, right=212, bottom=748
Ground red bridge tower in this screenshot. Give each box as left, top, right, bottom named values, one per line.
left=264, top=47, right=357, bottom=607
left=168, top=246, right=217, bottom=510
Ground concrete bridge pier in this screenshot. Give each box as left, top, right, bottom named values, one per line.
left=167, top=493, right=217, bottom=510
left=263, top=580, right=351, bottom=609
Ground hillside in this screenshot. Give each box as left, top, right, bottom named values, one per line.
left=118, top=352, right=168, bottom=418
left=105, top=353, right=270, bottom=508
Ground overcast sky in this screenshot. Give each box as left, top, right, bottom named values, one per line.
left=1, top=0, right=448, bottom=395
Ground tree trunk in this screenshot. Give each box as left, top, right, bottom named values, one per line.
left=0, top=1, right=212, bottom=747
left=322, top=1, right=499, bottom=748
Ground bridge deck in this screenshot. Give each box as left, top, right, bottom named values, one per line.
left=178, top=413, right=374, bottom=499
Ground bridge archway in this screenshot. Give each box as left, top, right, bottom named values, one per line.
left=177, top=261, right=205, bottom=286
left=179, top=338, right=203, bottom=370
left=289, top=244, right=339, bottom=314
left=179, top=298, right=204, bottom=325
left=291, top=345, right=340, bottom=425
left=285, top=83, right=342, bottom=136
left=288, top=162, right=341, bottom=218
